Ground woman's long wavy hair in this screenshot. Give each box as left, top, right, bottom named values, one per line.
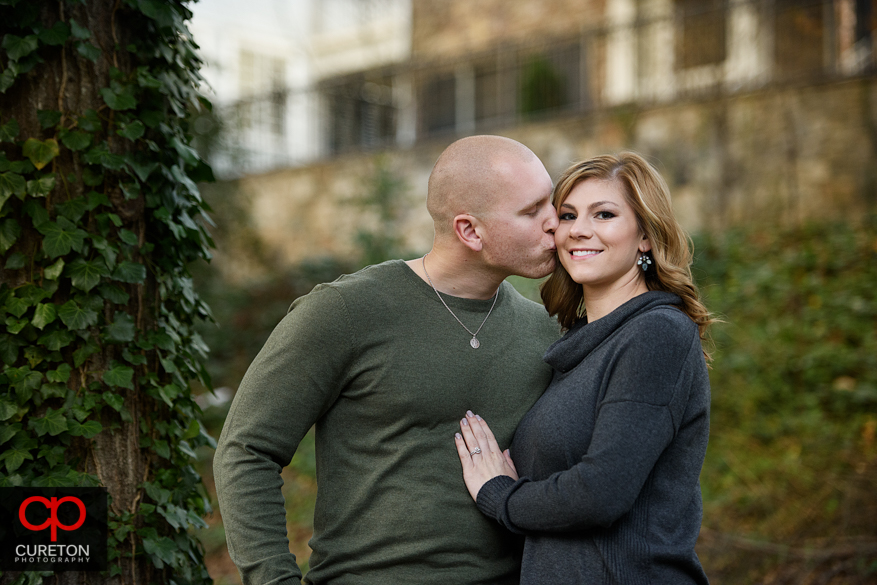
left=540, top=152, right=714, bottom=361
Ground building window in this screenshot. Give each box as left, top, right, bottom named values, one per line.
left=325, top=78, right=396, bottom=154
left=420, top=73, right=456, bottom=136
left=238, top=50, right=286, bottom=137
left=675, top=0, right=727, bottom=69
left=774, top=0, right=826, bottom=78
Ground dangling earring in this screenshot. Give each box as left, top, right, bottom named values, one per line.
left=637, top=251, right=652, bottom=272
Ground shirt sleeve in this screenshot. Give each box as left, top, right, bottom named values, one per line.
left=477, top=311, right=701, bottom=534
left=213, top=285, right=355, bottom=585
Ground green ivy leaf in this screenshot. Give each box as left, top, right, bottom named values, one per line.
left=77, top=109, right=102, bottom=132
left=69, top=18, right=91, bottom=40
left=26, top=174, right=56, bottom=197
left=5, top=295, right=29, bottom=318
left=112, top=261, right=146, bottom=283
left=0, top=400, right=18, bottom=422
left=73, top=335, right=100, bottom=368
left=102, top=390, right=126, bottom=410
left=38, top=328, right=75, bottom=351
left=2, top=34, right=39, bottom=61
left=126, top=157, right=158, bottom=182
left=0, top=69, right=14, bottom=94
left=38, top=216, right=87, bottom=257
left=117, top=120, right=145, bottom=141
left=59, top=128, right=92, bottom=151
left=82, top=166, right=103, bottom=186
left=24, top=346, right=46, bottom=369
left=100, top=87, right=137, bottom=111
left=58, top=299, right=99, bottom=330
left=24, top=198, right=50, bottom=227
left=37, top=109, right=62, bottom=129
left=75, top=40, right=101, bottom=62
left=0, top=334, right=24, bottom=365
left=153, top=439, right=171, bottom=460
left=0, top=118, right=19, bottom=142
left=99, top=283, right=130, bottom=305
left=66, top=257, right=109, bottom=292
left=103, top=365, right=134, bottom=390
left=32, top=303, right=58, bottom=330
left=0, top=423, right=20, bottom=445
left=142, top=535, right=177, bottom=567
left=44, top=257, right=65, bottom=280
left=157, top=384, right=180, bottom=407
left=84, top=144, right=126, bottom=170
left=40, top=383, right=66, bottom=399
left=0, top=218, right=21, bottom=253
left=55, top=196, right=89, bottom=222
left=38, top=21, right=71, bottom=46
left=46, top=364, right=72, bottom=383
left=0, top=172, right=26, bottom=208
left=0, top=443, right=33, bottom=472
left=22, top=138, right=60, bottom=170
left=119, top=229, right=139, bottom=246
left=68, top=419, right=102, bottom=438
left=122, top=347, right=147, bottom=366
left=5, top=317, right=27, bottom=334
left=106, top=311, right=136, bottom=343
left=4, top=251, right=27, bottom=269
left=31, top=407, right=68, bottom=437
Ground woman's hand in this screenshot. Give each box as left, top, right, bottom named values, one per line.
left=455, top=410, right=519, bottom=501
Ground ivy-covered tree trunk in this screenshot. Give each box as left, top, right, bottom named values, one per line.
left=0, top=1, right=214, bottom=584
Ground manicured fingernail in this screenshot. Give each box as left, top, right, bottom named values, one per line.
left=455, top=433, right=462, bottom=439
left=461, top=418, right=468, bottom=426
left=475, top=414, right=483, bottom=421
left=466, top=410, right=475, bottom=417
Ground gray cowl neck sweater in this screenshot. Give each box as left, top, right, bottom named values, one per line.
left=477, top=291, right=711, bottom=585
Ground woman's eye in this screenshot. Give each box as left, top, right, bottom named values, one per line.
left=558, top=213, right=576, bottom=221
left=595, top=211, right=615, bottom=220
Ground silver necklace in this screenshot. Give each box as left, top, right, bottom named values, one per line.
left=422, top=253, right=498, bottom=349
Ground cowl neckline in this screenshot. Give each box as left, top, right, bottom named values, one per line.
left=544, top=290, right=683, bottom=374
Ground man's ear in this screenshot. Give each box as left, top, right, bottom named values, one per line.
left=453, top=214, right=483, bottom=252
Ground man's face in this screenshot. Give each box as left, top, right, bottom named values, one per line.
left=478, top=158, right=559, bottom=279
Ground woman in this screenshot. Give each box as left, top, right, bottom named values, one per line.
left=455, top=152, right=713, bottom=584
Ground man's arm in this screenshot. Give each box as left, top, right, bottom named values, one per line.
left=213, top=285, right=354, bottom=585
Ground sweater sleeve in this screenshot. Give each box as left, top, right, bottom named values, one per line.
left=213, top=285, right=355, bottom=585
left=477, top=311, right=700, bottom=533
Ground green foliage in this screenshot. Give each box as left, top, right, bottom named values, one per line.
left=694, top=219, right=877, bottom=579
left=519, top=56, right=566, bottom=117
left=353, top=158, right=411, bottom=267
left=1, top=0, right=215, bottom=582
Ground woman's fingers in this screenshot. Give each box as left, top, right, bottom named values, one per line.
left=470, top=413, right=503, bottom=456
left=454, top=433, right=473, bottom=467
left=459, top=415, right=482, bottom=456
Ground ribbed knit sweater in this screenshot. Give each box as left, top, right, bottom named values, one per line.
left=213, top=260, right=560, bottom=585
left=476, top=291, right=711, bottom=585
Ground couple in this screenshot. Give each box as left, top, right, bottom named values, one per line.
left=213, top=136, right=712, bottom=585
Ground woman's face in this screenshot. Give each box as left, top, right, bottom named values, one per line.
left=554, top=178, right=650, bottom=292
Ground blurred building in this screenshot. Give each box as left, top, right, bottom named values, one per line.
left=193, top=0, right=877, bottom=275
left=193, top=0, right=875, bottom=176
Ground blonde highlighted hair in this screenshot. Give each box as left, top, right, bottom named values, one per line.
left=540, top=152, right=714, bottom=360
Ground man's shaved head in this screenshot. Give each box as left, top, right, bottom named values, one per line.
left=427, top=136, right=542, bottom=237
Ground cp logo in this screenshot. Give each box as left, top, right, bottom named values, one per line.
left=19, top=496, right=87, bottom=542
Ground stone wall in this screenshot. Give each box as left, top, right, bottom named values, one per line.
left=204, top=77, right=877, bottom=282
left=411, top=0, right=606, bottom=60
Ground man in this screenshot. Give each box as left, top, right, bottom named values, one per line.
left=213, top=135, right=561, bottom=585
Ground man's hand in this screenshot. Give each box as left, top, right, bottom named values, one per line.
left=454, top=410, right=518, bottom=501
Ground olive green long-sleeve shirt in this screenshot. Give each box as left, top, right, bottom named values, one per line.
left=213, top=260, right=560, bottom=585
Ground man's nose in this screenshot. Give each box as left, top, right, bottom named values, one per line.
left=544, top=208, right=559, bottom=234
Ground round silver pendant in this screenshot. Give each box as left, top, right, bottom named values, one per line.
left=470, top=337, right=480, bottom=349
